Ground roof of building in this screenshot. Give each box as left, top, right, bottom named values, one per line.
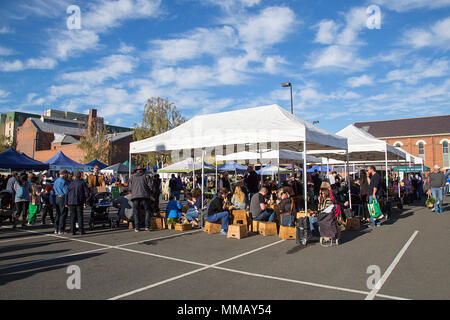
left=107, top=131, right=134, bottom=143
left=354, top=114, right=450, bottom=138
left=30, top=118, right=85, bottom=137
left=52, top=133, right=80, bottom=144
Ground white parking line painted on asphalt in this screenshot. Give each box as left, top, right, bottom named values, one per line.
left=365, top=230, right=419, bottom=300
left=108, top=240, right=286, bottom=300
left=0, top=234, right=50, bottom=244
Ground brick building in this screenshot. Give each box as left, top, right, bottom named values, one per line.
left=354, top=115, right=450, bottom=170
left=0, top=111, right=41, bottom=144
left=16, top=108, right=133, bottom=165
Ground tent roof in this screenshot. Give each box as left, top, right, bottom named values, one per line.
left=216, top=149, right=322, bottom=163
left=310, top=124, right=406, bottom=161
left=101, top=163, right=129, bottom=173
left=43, top=151, right=87, bottom=169
left=0, top=148, right=49, bottom=170
left=256, top=165, right=291, bottom=175
left=130, top=104, right=347, bottom=155
left=158, top=158, right=216, bottom=173
left=85, top=159, right=108, bottom=169
left=217, top=162, right=248, bottom=172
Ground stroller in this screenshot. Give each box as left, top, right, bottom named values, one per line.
left=317, top=205, right=340, bottom=247
left=89, top=192, right=112, bottom=230
left=0, top=191, right=14, bottom=224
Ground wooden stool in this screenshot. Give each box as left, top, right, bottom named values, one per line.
left=174, top=223, right=192, bottom=231
left=232, top=210, right=249, bottom=226
left=251, top=220, right=260, bottom=233
left=258, top=222, right=277, bottom=236
left=204, top=221, right=222, bottom=234
left=344, top=218, right=360, bottom=231
left=227, top=224, right=248, bottom=239
left=278, top=225, right=296, bottom=240
left=150, top=217, right=166, bottom=230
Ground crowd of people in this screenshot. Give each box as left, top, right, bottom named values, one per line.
left=0, top=161, right=448, bottom=239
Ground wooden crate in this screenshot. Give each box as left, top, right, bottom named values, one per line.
left=174, top=223, right=192, bottom=231
left=258, top=222, right=277, bottom=236
left=227, top=224, right=248, bottom=239
left=251, top=220, right=260, bottom=233
left=344, top=218, right=360, bottom=231
left=150, top=217, right=166, bottom=230
left=204, top=221, right=222, bottom=234
left=278, top=225, right=296, bottom=240
left=232, top=210, right=248, bottom=225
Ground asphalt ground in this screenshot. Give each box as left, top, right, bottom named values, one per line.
left=0, top=196, right=449, bottom=300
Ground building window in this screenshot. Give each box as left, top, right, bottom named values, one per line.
left=443, top=141, right=449, bottom=168
left=418, top=142, right=425, bottom=161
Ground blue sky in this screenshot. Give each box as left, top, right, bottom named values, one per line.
left=0, top=0, right=449, bottom=133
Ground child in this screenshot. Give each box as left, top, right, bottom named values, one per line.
left=166, top=195, right=183, bottom=226
left=40, top=185, right=55, bottom=225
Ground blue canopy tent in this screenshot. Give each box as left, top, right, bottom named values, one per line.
left=0, top=148, right=49, bottom=170
left=306, top=165, right=332, bottom=173
left=256, top=165, right=290, bottom=175
left=44, top=151, right=88, bottom=172
left=218, top=161, right=248, bottom=172
left=85, top=159, right=108, bottom=170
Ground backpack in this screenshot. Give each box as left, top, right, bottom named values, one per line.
left=282, top=215, right=295, bottom=227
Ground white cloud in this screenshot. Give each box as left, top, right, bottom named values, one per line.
left=347, top=74, right=374, bottom=87
left=0, top=57, right=58, bottom=72
left=149, top=26, right=238, bottom=65
left=372, top=0, right=450, bottom=12
left=49, top=30, right=100, bottom=60
left=314, top=20, right=339, bottom=44
left=0, top=59, right=24, bottom=72
left=306, top=45, right=370, bottom=71
left=0, top=46, right=15, bottom=56
left=401, top=17, right=450, bottom=49
left=0, top=26, right=13, bottom=34
left=384, top=58, right=449, bottom=84
left=59, top=54, right=137, bottom=85
left=0, top=89, right=10, bottom=99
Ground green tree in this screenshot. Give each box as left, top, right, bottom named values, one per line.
left=79, top=123, right=112, bottom=165
left=0, top=134, right=12, bottom=153
left=133, top=97, right=185, bottom=167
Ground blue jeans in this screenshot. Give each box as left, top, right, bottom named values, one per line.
left=254, top=209, right=275, bottom=222
left=54, top=196, right=66, bottom=233
left=132, top=198, right=151, bottom=229
left=309, top=216, right=320, bottom=237
left=206, top=211, right=229, bottom=232
left=431, top=187, right=443, bottom=211
left=185, top=208, right=199, bottom=222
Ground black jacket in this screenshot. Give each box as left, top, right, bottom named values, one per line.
left=129, top=171, right=152, bottom=200
left=65, top=179, right=90, bottom=206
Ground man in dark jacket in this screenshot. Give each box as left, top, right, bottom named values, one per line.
left=429, top=165, right=446, bottom=213
left=65, top=171, right=90, bottom=235
left=128, top=165, right=152, bottom=232
left=244, top=166, right=259, bottom=201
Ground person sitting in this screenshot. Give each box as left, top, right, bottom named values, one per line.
left=184, top=188, right=203, bottom=228
left=231, top=186, right=247, bottom=210
left=166, top=195, right=183, bottom=222
left=206, top=188, right=231, bottom=235
left=275, top=191, right=296, bottom=227
left=250, top=187, right=275, bottom=222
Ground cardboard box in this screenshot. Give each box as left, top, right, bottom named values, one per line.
left=174, top=223, right=192, bottom=231
left=278, top=225, right=296, bottom=240
left=204, top=221, right=222, bottom=234
left=345, top=218, right=360, bottom=231
left=258, top=222, right=277, bottom=236
left=150, top=217, right=166, bottom=230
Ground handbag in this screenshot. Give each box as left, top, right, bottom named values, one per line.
left=28, top=203, right=38, bottom=224
left=281, top=199, right=295, bottom=227
left=367, top=199, right=382, bottom=219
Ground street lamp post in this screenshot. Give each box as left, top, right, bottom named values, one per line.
left=281, top=82, right=293, bottom=114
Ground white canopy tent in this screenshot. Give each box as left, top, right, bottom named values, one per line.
left=310, top=124, right=407, bottom=206
left=130, top=104, right=348, bottom=211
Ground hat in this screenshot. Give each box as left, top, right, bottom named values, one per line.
left=434, top=165, right=440, bottom=169
left=320, top=181, right=331, bottom=189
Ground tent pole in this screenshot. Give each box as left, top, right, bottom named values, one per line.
left=347, top=150, right=352, bottom=209
left=128, top=152, right=131, bottom=177
left=201, top=149, right=205, bottom=209
left=215, top=158, right=218, bottom=193
left=192, top=157, right=195, bottom=189
left=397, top=157, right=401, bottom=199
left=303, top=140, right=308, bottom=213
left=385, top=145, right=389, bottom=199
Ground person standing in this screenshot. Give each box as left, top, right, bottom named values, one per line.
left=152, top=174, right=162, bottom=211
left=429, top=165, right=446, bottom=214
left=367, top=165, right=384, bottom=226
left=88, top=164, right=106, bottom=214
left=40, top=185, right=55, bottom=225
left=360, top=169, right=370, bottom=223
left=53, top=169, right=69, bottom=235
left=245, top=166, right=259, bottom=201
left=65, top=171, right=90, bottom=235
left=169, top=174, right=178, bottom=200
left=312, top=169, right=322, bottom=201
left=128, top=165, right=153, bottom=232
left=12, top=173, right=32, bottom=229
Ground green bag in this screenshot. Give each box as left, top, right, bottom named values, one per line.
left=367, top=199, right=382, bottom=219
left=28, top=204, right=38, bottom=224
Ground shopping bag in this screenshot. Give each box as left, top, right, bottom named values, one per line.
left=28, top=204, right=38, bottom=224
left=367, top=199, right=382, bottom=219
